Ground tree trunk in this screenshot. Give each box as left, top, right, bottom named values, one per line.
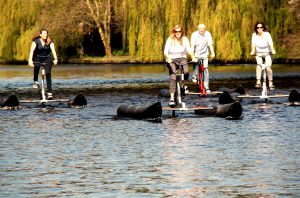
left=85, top=0, right=112, bottom=56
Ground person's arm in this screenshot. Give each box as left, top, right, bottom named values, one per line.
left=28, top=42, right=36, bottom=67
left=190, top=33, right=196, bottom=61
left=250, top=33, right=256, bottom=55
left=209, top=44, right=215, bottom=58
left=50, top=42, right=58, bottom=65
left=270, top=45, right=276, bottom=55
left=207, top=32, right=215, bottom=58
left=184, top=37, right=193, bottom=57
left=267, top=32, right=276, bottom=54
left=164, top=38, right=172, bottom=63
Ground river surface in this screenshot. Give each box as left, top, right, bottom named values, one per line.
left=0, top=64, right=299, bottom=197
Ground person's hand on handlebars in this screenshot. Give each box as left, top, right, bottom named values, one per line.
left=53, top=59, right=58, bottom=65
left=28, top=60, right=34, bottom=67
left=166, top=56, right=172, bottom=64
left=191, top=55, right=197, bottom=63
left=271, top=49, right=276, bottom=55
left=250, top=51, right=255, bottom=56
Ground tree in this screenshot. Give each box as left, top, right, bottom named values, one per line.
left=85, top=0, right=112, bottom=56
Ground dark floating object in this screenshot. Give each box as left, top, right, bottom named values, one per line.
left=195, top=91, right=242, bottom=119
left=159, top=86, right=245, bottom=98
left=194, top=101, right=243, bottom=119
left=117, top=102, right=162, bottom=119
left=215, top=101, right=243, bottom=118
left=288, top=89, right=300, bottom=106
left=219, top=90, right=236, bottom=104
left=67, top=93, right=87, bottom=108
left=158, top=89, right=170, bottom=98
left=228, top=85, right=246, bottom=95
left=0, top=95, right=20, bottom=108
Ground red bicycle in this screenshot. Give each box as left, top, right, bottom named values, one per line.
left=195, top=59, right=206, bottom=96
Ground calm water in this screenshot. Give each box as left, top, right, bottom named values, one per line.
left=0, top=64, right=300, bottom=197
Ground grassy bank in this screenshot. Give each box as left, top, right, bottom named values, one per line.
left=63, top=56, right=300, bottom=65
left=1, top=55, right=300, bottom=65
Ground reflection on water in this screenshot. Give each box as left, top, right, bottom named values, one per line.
left=1, top=63, right=299, bottom=80
left=0, top=64, right=300, bottom=197
left=1, top=64, right=299, bottom=96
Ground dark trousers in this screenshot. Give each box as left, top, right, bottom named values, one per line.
left=33, top=62, right=53, bottom=92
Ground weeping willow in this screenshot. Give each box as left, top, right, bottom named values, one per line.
left=0, top=0, right=298, bottom=62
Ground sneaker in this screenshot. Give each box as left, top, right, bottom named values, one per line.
left=269, top=84, right=275, bottom=90
left=206, top=89, right=211, bottom=93
left=168, top=99, right=175, bottom=108
left=184, top=85, right=189, bottom=94
left=192, top=75, right=197, bottom=83
left=255, top=83, right=261, bottom=88
left=47, top=92, right=53, bottom=100
left=33, top=81, right=39, bottom=89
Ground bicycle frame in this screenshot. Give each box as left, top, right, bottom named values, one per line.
left=174, top=62, right=186, bottom=108
left=197, top=59, right=206, bottom=96
left=40, top=64, right=47, bottom=102
left=33, top=62, right=48, bottom=103
left=260, top=58, right=268, bottom=101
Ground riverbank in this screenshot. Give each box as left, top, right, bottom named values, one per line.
left=1, top=56, right=300, bottom=65
left=67, top=57, right=300, bottom=65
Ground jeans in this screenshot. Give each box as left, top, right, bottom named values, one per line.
left=192, top=58, right=209, bottom=89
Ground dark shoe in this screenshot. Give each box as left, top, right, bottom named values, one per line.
left=47, top=92, right=53, bottom=100
left=168, top=100, right=175, bottom=108
left=255, top=83, right=261, bottom=88
left=269, top=84, right=275, bottom=90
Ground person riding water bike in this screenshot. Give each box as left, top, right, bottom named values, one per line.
left=28, top=28, right=58, bottom=100
left=190, top=24, right=215, bottom=93
left=164, top=25, right=193, bottom=107
left=250, top=22, right=276, bottom=90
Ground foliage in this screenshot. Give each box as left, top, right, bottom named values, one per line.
left=0, top=0, right=299, bottom=62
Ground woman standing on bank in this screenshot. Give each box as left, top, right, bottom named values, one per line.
left=28, top=28, right=58, bottom=99
left=250, top=22, right=276, bottom=90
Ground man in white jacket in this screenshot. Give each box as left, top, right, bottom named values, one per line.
left=190, top=24, right=215, bottom=93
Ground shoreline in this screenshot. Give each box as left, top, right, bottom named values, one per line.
left=1, top=76, right=299, bottom=98
left=1, top=56, right=300, bottom=65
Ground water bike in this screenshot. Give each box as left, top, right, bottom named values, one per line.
left=116, top=63, right=243, bottom=120
left=117, top=98, right=242, bottom=120
left=236, top=54, right=289, bottom=102
left=158, top=59, right=222, bottom=98
left=161, top=61, right=219, bottom=117
left=116, top=90, right=243, bottom=120
left=18, top=62, right=87, bottom=108
left=186, top=58, right=222, bottom=97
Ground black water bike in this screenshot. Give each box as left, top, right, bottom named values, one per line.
left=162, top=61, right=213, bottom=117
left=19, top=62, right=87, bottom=107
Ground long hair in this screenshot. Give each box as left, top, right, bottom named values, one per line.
left=254, top=22, right=268, bottom=34
left=32, top=28, right=52, bottom=45
left=170, top=25, right=185, bottom=46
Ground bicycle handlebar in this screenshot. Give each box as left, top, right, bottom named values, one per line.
left=168, top=61, right=195, bottom=66
left=251, top=52, right=274, bottom=57
left=33, top=62, right=47, bottom=65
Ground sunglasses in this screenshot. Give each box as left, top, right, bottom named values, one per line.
left=174, top=30, right=182, bottom=33
left=256, top=26, right=263, bottom=29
